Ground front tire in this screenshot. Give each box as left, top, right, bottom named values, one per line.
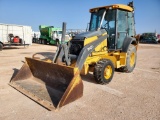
left=0, top=43, right=3, bottom=51
left=94, top=59, right=114, bottom=84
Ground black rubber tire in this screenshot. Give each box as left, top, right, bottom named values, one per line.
left=55, top=39, right=59, bottom=46
left=44, top=40, right=47, bottom=44
left=35, top=39, right=38, bottom=43
left=119, top=44, right=137, bottom=73
left=38, top=39, right=40, bottom=44
left=41, top=39, right=45, bottom=44
left=93, top=59, right=114, bottom=84
left=32, top=38, right=35, bottom=43
left=0, top=43, right=3, bottom=51
left=39, top=39, right=42, bottom=44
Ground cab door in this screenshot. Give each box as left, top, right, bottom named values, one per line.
left=116, top=10, right=128, bottom=49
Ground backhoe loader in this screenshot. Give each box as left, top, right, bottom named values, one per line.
left=9, top=2, right=138, bottom=110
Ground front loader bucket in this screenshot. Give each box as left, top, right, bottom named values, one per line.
left=9, top=57, right=83, bottom=110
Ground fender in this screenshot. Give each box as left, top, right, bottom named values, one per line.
left=121, top=37, right=137, bottom=52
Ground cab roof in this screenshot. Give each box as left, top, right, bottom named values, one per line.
left=90, top=4, right=133, bottom=13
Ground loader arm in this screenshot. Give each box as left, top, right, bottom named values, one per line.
left=53, top=22, right=71, bottom=65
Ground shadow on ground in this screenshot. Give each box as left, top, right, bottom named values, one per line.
left=81, top=73, right=97, bottom=84
left=10, top=68, right=19, bottom=81
left=20, top=52, right=55, bottom=60
left=3, top=47, right=20, bottom=50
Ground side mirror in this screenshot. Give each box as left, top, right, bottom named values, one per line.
left=86, top=23, right=90, bottom=32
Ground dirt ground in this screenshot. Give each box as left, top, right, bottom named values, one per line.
left=0, top=43, right=160, bottom=120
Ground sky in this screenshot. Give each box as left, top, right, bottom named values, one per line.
left=0, top=0, right=160, bottom=34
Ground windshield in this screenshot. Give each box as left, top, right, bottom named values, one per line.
left=89, top=9, right=104, bottom=31
left=89, top=9, right=116, bottom=32
left=89, top=9, right=116, bottom=49
left=57, top=31, right=62, bottom=34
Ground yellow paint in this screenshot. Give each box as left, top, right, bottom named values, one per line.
left=130, top=52, right=135, bottom=67
left=80, top=64, right=89, bottom=75
left=81, top=56, right=101, bottom=74
left=91, top=51, right=108, bottom=56
left=73, top=67, right=79, bottom=74
left=102, top=56, right=117, bottom=67
left=85, top=55, right=117, bottom=68
left=93, top=39, right=107, bottom=52
left=116, top=61, right=121, bottom=68
left=90, top=4, right=133, bottom=13
left=120, top=52, right=127, bottom=66
left=81, top=50, right=126, bottom=78
left=84, top=52, right=127, bottom=69
left=84, top=36, right=98, bottom=46
left=112, top=52, right=120, bottom=55
left=85, top=56, right=101, bottom=64
left=60, top=70, right=82, bottom=106
left=104, top=65, right=112, bottom=79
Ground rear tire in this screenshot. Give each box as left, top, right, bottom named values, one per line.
left=56, top=39, right=59, bottom=46
left=94, top=59, right=114, bottom=84
left=119, top=44, right=137, bottom=72
left=35, top=39, right=37, bottom=43
left=41, top=39, right=45, bottom=44
left=39, top=39, right=42, bottom=44
left=0, top=43, right=3, bottom=51
left=44, top=40, right=47, bottom=44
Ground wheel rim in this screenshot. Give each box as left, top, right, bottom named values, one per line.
left=130, top=52, right=135, bottom=67
left=104, top=65, right=112, bottom=80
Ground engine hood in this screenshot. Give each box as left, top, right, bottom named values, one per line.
left=73, top=29, right=107, bottom=40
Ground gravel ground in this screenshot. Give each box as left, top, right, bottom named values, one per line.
left=0, top=43, right=160, bottom=120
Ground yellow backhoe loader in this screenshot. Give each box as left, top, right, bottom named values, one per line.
left=9, top=1, right=138, bottom=110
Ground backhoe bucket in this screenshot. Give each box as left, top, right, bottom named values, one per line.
left=9, top=57, right=83, bottom=110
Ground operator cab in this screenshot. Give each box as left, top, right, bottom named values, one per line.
left=89, top=2, right=135, bottom=50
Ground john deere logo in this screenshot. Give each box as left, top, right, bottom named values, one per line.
left=87, top=45, right=94, bottom=51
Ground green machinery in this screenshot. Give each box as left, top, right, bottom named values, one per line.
left=39, top=25, right=69, bottom=45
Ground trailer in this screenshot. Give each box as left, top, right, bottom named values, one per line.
left=0, top=23, right=32, bottom=51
